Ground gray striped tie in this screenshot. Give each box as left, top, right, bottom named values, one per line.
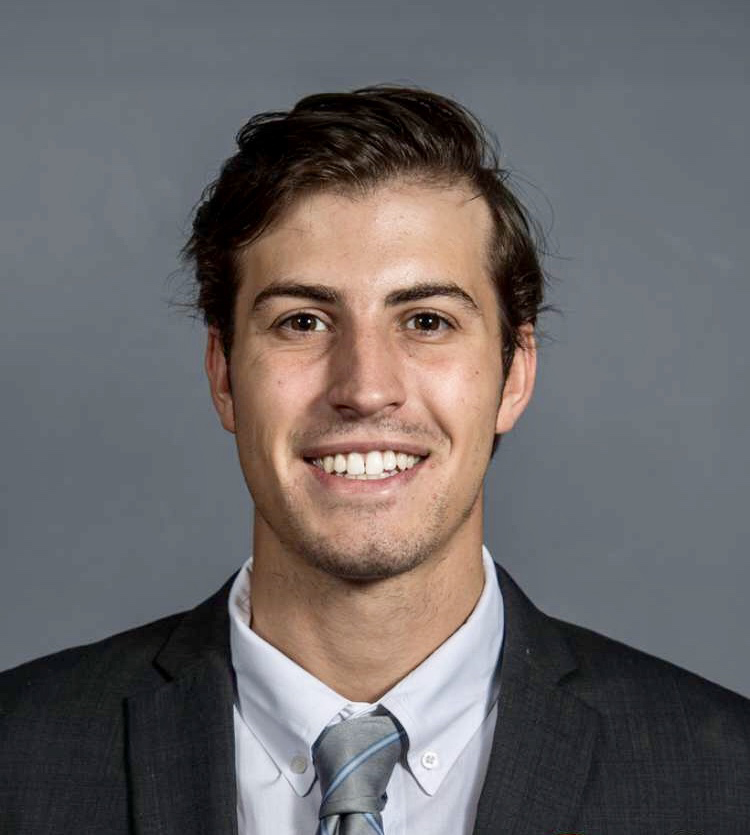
left=313, top=713, right=405, bottom=835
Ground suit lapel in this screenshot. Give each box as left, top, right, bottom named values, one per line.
left=126, top=578, right=239, bottom=835
left=123, top=564, right=597, bottom=835
left=473, top=565, right=599, bottom=835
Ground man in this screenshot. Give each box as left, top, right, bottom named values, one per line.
left=1, top=86, right=748, bottom=834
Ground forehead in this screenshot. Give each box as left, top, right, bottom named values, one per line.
left=235, top=181, right=496, bottom=302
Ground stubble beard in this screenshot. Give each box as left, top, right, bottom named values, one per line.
left=267, top=477, right=484, bottom=583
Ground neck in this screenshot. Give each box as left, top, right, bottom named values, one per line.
left=248, top=521, right=485, bottom=702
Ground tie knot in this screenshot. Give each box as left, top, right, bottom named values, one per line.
left=313, top=714, right=404, bottom=818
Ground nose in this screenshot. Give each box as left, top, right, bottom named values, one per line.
left=325, top=325, right=407, bottom=419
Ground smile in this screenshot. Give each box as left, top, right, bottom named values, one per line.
left=307, top=450, right=426, bottom=480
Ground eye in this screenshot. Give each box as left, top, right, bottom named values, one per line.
left=277, top=312, right=329, bottom=332
left=405, top=312, right=454, bottom=333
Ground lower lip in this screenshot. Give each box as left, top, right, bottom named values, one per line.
left=304, top=458, right=427, bottom=494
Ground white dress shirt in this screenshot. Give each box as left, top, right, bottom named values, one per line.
left=228, top=545, right=504, bottom=834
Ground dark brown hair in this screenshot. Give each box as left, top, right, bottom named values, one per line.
left=183, top=85, right=548, bottom=453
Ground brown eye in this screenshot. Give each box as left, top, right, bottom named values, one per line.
left=280, top=313, right=327, bottom=332
left=407, top=312, right=452, bottom=332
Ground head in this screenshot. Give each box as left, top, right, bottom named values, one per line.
left=186, top=86, right=547, bottom=580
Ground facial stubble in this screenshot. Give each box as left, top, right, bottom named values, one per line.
left=263, top=469, right=485, bottom=582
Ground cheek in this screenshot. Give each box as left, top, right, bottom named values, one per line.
left=234, top=345, right=310, bottom=406
left=233, top=355, right=325, bottom=457
left=422, top=361, right=501, bottom=444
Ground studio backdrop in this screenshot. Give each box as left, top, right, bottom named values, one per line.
left=2, top=0, right=748, bottom=696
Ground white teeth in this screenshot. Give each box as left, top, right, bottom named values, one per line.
left=346, top=452, right=365, bottom=475
left=310, top=449, right=425, bottom=477
left=365, top=450, right=384, bottom=475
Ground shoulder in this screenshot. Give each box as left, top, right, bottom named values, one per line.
left=0, top=611, right=184, bottom=719
left=0, top=612, right=197, bottom=830
left=555, top=617, right=750, bottom=759
left=0, top=572, right=235, bottom=724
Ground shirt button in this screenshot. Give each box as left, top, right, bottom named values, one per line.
left=421, top=750, right=439, bottom=770
left=290, top=755, right=308, bottom=774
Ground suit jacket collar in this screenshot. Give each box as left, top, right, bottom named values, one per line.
left=472, top=564, right=599, bottom=834
left=126, top=576, right=240, bottom=835
left=125, top=564, right=598, bottom=835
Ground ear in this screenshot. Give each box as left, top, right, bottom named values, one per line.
left=205, top=326, right=236, bottom=434
left=495, top=324, right=537, bottom=434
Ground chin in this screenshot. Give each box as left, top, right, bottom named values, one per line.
left=260, top=489, right=467, bottom=581
left=289, top=530, right=443, bottom=582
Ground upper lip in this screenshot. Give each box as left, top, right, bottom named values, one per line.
left=301, top=440, right=431, bottom=459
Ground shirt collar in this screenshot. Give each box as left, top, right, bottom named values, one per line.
left=228, top=545, right=504, bottom=797
left=229, top=572, right=350, bottom=795
left=378, top=545, right=503, bottom=794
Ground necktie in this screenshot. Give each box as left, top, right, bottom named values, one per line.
left=313, top=713, right=405, bottom=835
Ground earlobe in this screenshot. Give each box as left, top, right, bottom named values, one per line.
left=205, top=327, right=236, bottom=434
left=495, top=324, right=537, bottom=435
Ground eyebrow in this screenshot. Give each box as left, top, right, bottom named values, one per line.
left=251, top=281, right=480, bottom=315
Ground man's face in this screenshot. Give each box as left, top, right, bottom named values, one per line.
left=206, top=180, right=535, bottom=580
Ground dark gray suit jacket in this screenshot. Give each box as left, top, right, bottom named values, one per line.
left=2, top=564, right=749, bottom=834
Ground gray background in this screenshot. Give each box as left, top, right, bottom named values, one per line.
left=2, top=0, right=748, bottom=695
